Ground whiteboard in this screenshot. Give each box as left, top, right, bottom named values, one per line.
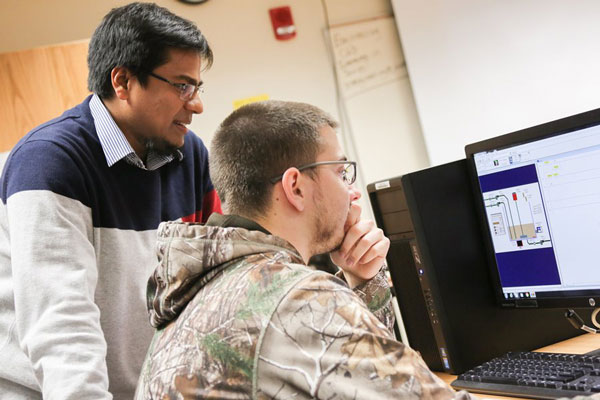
left=328, top=17, right=429, bottom=190
left=330, top=17, right=406, bottom=99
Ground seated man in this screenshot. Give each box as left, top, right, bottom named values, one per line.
left=135, top=100, right=471, bottom=399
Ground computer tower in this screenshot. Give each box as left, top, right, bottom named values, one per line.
left=367, top=159, right=588, bottom=374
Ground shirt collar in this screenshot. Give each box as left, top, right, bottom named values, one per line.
left=89, top=94, right=183, bottom=170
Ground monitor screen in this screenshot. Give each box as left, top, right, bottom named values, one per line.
left=466, top=109, right=600, bottom=308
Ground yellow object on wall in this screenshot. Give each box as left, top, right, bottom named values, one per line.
left=232, top=94, right=270, bottom=110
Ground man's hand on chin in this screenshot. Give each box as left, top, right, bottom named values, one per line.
left=330, top=203, right=390, bottom=288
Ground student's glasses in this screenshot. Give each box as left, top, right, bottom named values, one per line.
left=270, top=161, right=357, bottom=185
left=148, top=72, right=204, bottom=102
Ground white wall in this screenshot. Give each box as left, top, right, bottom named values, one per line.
left=1, top=0, right=425, bottom=201
left=0, top=0, right=339, bottom=146
left=392, top=0, right=600, bottom=166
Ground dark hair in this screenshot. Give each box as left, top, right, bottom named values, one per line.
left=210, top=100, right=338, bottom=218
left=87, top=2, right=213, bottom=99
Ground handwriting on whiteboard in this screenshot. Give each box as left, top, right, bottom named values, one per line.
left=329, top=17, right=407, bottom=99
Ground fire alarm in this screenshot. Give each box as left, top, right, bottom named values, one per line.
left=268, top=6, right=296, bottom=40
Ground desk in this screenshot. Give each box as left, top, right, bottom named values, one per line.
left=434, top=333, right=600, bottom=399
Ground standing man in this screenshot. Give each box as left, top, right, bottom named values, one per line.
left=135, top=101, right=469, bottom=399
left=0, top=3, right=220, bottom=399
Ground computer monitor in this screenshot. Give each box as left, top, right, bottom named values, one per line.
left=466, top=108, right=600, bottom=309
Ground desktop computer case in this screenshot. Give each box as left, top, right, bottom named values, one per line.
left=367, top=159, right=589, bottom=375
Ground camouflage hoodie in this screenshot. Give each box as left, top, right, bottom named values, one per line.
left=135, top=214, right=471, bottom=399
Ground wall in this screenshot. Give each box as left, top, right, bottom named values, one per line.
left=0, top=0, right=391, bottom=54
left=1, top=0, right=426, bottom=184
left=392, top=0, right=600, bottom=166
left=0, top=0, right=339, bottom=147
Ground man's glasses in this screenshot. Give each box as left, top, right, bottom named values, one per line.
left=270, top=161, right=357, bottom=185
left=148, top=72, right=204, bottom=102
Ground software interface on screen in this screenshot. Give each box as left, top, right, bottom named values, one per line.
left=473, top=125, right=600, bottom=300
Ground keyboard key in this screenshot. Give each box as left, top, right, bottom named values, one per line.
left=546, top=375, right=570, bottom=383
left=564, top=383, right=579, bottom=391
left=576, top=383, right=589, bottom=392
left=559, top=373, right=576, bottom=380
left=480, top=376, right=520, bottom=385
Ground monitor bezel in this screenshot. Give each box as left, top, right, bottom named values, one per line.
left=465, top=107, right=600, bottom=309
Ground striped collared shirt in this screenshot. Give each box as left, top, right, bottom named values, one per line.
left=89, top=94, right=183, bottom=171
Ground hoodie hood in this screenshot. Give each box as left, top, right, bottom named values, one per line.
left=147, top=217, right=303, bottom=327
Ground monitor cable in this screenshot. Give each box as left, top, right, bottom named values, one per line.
left=565, top=309, right=600, bottom=334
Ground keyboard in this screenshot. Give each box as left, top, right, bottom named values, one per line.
left=451, top=351, right=600, bottom=399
